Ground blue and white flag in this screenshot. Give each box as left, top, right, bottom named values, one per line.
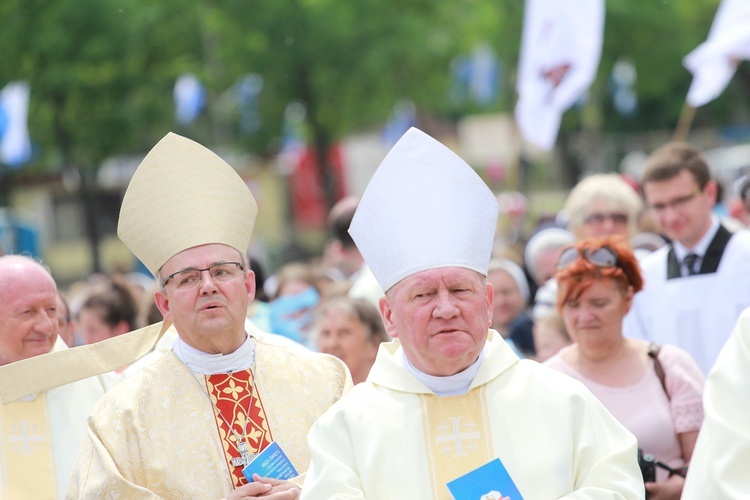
left=450, top=43, right=501, bottom=107
left=468, top=43, right=501, bottom=106
left=277, top=101, right=308, bottom=175
left=236, top=73, right=263, bottom=135
left=684, top=0, right=750, bottom=107
left=0, top=81, right=32, bottom=168
left=173, top=73, right=205, bottom=126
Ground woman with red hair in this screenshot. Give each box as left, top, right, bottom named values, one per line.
left=544, top=236, right=704, bottom=500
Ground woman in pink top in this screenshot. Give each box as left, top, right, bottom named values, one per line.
left=544, top=236, right=704, bottom=500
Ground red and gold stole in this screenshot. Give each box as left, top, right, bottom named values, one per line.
left=206, top=370, right=272, bottom=487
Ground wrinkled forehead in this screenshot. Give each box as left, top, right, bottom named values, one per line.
left=1, top=276, right=57, bottom=312
left=389, top=267, right=486, bottom=294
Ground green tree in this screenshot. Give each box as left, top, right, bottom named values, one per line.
left=600, top=0, right=724, bottom=132
left=1, top=0, right=143, bottom=269
left=214, top=0, right=511, bottom=208
left=0, top=0, right=744, bottom=271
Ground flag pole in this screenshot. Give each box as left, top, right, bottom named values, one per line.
left=673, top=102, right=696, bottom=142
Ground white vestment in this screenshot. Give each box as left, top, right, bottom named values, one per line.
left=302, top=332, right=643, bottom=499
left=682, top=307, right=750, bottom=499
left=624, top=229, right=750, bottom=374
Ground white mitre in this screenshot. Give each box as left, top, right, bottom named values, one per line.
left=118, top=132, right=258, bottom=276
left=349, top=127, right=499, bottom=292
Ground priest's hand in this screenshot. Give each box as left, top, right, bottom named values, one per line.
left=226, top=474, right=300, bottom=499
left=254, top=475, right=300, bottom=499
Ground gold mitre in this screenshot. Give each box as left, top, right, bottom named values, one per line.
left=118, top=132, right=258, bottom=276
left=0, top=133, right=260, bottom=404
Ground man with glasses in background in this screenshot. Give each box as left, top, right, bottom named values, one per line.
left=624, top=141, right=750, bottom=374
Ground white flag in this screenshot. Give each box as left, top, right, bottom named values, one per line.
left=684, top=0, right=750, bottom=108
left=514, top=0, right=605, bottom=151
left=0, top=81, right=32, bottom=167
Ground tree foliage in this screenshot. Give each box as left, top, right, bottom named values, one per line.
left=599, top=0, right=724, bottom=132
left=0, top=0, right=738, bottom=175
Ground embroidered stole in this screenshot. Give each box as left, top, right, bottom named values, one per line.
left=206, top=370, right=272, bottom=488
left=419, top=386, right=493, bottom=500
left=0, top=395, right=56, bottom=499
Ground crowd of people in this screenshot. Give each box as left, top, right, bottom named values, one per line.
left=0, top=128, right=748, bottom=498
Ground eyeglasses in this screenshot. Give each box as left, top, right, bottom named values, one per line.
left=647, top=190, right=701, bottom=213
left=556, top=246, right=619, bottom=271
left=583, top=212, right=628, bottom=226
left=162, top=262, right=244, bottom=288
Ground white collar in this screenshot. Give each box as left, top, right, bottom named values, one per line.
left=173, top=333, right=255, bottom=375
left=398, top=345, right=487, bottom=397
left=673, top=215, right=719, bottom=261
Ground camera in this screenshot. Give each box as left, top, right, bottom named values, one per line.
left=638, top=448, right=656, bottom=483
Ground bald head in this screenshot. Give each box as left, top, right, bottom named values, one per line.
left=0, top=255, right=55, bottom=290
left=0, top=255, right=59, bottom=365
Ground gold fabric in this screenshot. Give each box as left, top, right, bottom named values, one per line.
left=117, top=132, right=257, bottom=276
left=1, top=396, right=54, bottom=499
left=0, top=375, right=106, bottom=499
left=67, top=338, right=351, bottom=498
left=0, top=321, right=170, bottom=404
left=419, top=387, right=493, bottom=500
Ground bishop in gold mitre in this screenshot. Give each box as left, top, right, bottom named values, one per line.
left=3, top=133, right=351, bottom=498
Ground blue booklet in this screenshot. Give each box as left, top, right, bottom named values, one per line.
left=242, top=441, right=299, bottom=483
left=446, top=458, right=523, bottom=500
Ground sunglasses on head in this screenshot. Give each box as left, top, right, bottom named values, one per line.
left=556, top=246, right=619, bottom=271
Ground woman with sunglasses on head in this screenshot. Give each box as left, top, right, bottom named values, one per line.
left=544, top=235, right=704, bottom=500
